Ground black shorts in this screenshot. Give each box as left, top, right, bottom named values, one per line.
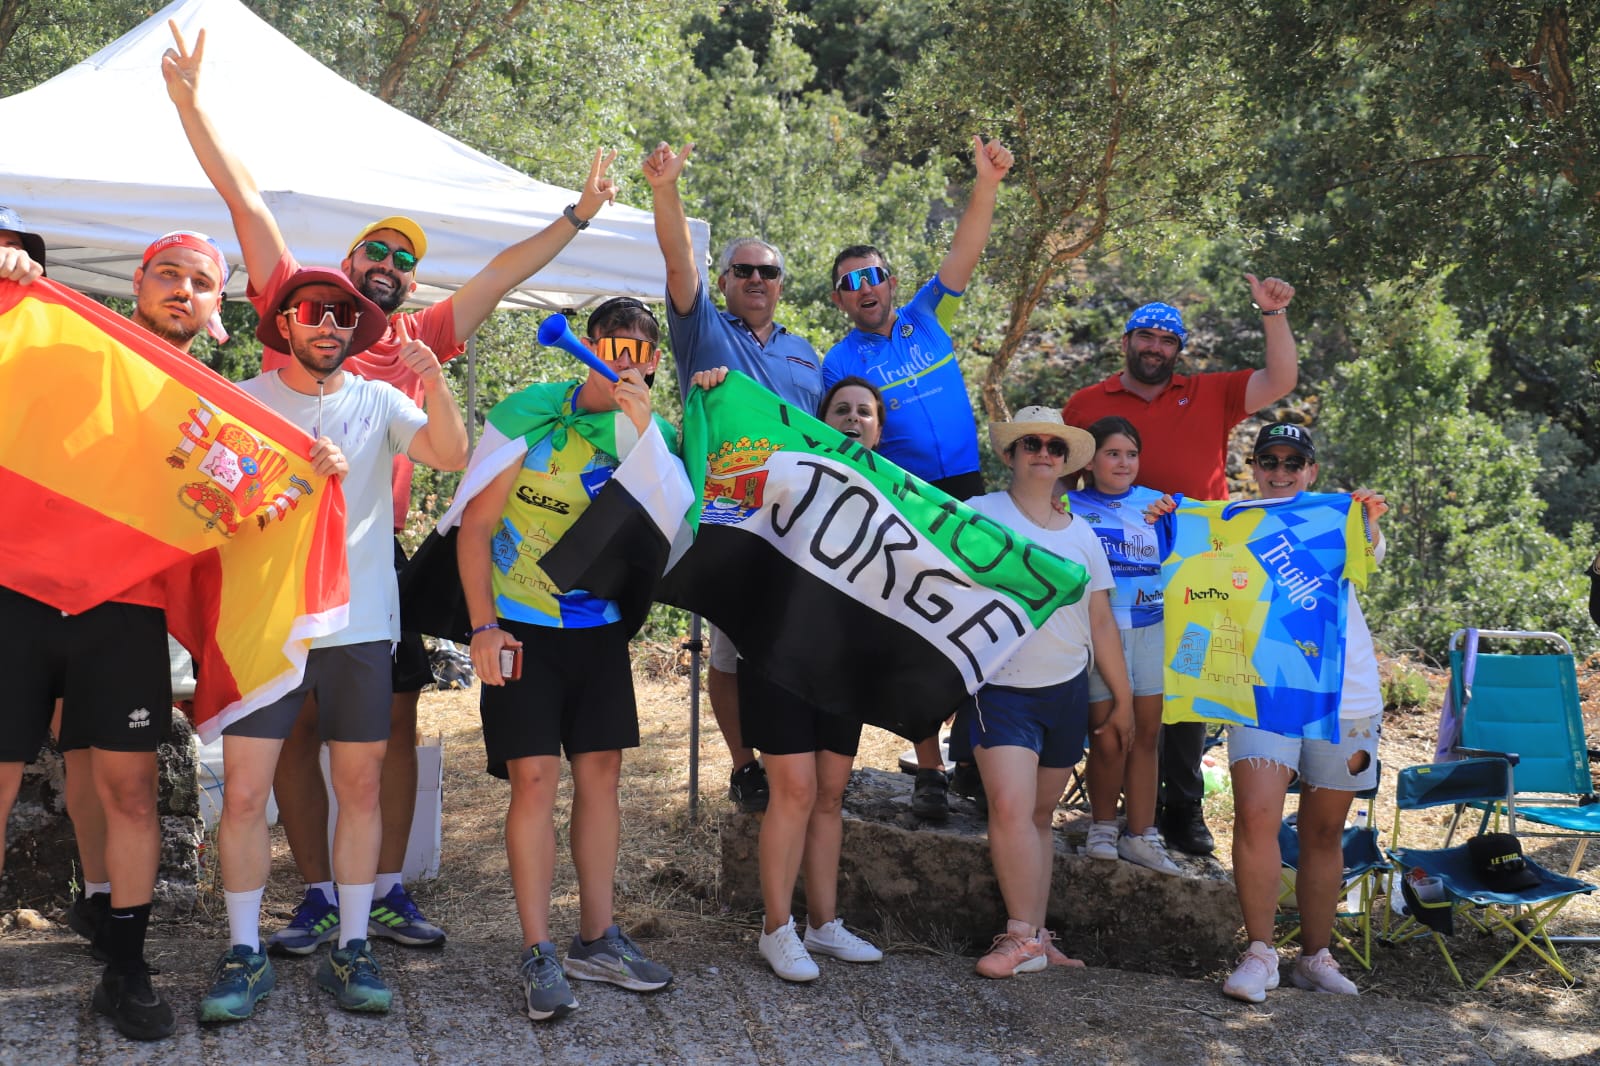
left=931, top=470, right=985, bottom=502
left=478, top=620, right=639, bottom=777
left=737, top=659, right=862, bottom=758
left=392, top=538, right=435, bottom=693
left=0, top=587, right=171, bottom=759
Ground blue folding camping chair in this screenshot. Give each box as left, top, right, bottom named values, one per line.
left=1385, top=758, right=1595, bottom=989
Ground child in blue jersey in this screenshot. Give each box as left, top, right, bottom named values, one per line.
left=1068, top=417, right=1180, bottom=875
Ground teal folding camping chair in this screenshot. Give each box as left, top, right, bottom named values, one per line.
left=1442, top=629, right=1600, bottom=946
left=1275, top=763, right=1389, bottom=969
left=1385, top=758, right=1595, bottom=989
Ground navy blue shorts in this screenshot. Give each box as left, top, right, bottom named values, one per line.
left=965, top=671, right=1090, bottom=770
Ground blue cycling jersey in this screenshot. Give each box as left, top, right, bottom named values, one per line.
left=1067, top=485, right=1172, bottom=629
left=822, top=276, right=979, bottom=483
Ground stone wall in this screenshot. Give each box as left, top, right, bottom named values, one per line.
left=721, top=767, right=1241, bottom=974
left=2, top=714, right=203, bottom=916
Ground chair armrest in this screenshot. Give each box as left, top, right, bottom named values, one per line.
left=1454, top=746, right=1520, bottom=767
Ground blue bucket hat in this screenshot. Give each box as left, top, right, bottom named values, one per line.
left=0, top=206, right=47, bottom=273
left=1123, top=302, right=1187, bottom=349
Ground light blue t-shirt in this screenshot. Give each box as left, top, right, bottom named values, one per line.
left=666, top=281, right=821, bottom=412
left=1067, top=484, right=1172, bottom=630
left=823, top=275, right=979, bottom=483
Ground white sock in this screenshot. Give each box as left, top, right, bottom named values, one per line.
left=307, top=880, right=335, bottom=904
left=374, top=872, right=402, bottom=899
left=86, top=880, right=111, bottom=898
left=338, top=883, right=375, bottom=948
left=225, top=887, right=265, bottom=952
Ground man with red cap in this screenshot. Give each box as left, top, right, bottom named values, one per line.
left=0, top=221, right=230, bottom=1040
left=162, top=23, right=619, bottom=951
left=199, top=264, right=466, bottom=1021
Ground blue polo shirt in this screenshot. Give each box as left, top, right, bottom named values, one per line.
left=822, top=275, right=979, bottom=482
left=666, top=281, right=822, bottom=411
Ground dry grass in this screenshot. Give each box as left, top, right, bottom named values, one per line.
left=179, top=644, right=1598, bottom=1027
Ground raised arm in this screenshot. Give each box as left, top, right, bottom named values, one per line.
left=396, top=319, right=469, bottom=471
left=448, top=148, right=618, bottom=343
left=162, top=22, right=286, bottom=287
left=642, top=142, right=700, bottom=316
left=936, top=135, right=1014, bottom=293
left=1242, top=273, right=1298, bottom=411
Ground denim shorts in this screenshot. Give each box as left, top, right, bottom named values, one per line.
left=1088, top=623, right=1164, bottom=702
left=1226, top=714, right=1381, bottom=792
left=967, top=671, right=1089, bottom=770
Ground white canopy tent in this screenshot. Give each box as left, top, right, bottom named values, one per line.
left=0, top=0, right=708, bottom=309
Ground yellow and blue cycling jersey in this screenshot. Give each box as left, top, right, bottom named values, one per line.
left=1162, top=493, right=1374, bottom=740
left=823, top=276, right=977, bottom=482
left=490, top=419, right=623, bottom=629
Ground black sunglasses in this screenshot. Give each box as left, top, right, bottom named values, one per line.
left=726, top=263, right=782, bottom=280
left=1014, top=434, right=1069, bottom=459
left=1251, top=454, right=1309, bottom=472
left=354, top=239, right=419, bottom=273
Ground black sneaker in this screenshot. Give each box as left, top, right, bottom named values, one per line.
left=948, top=763, right=987, bottom=817
left=728, top=760, right=769, bottom=813
left=68, top=893, right=111, bottom=962
left=92, top=965, right=176, bottom=1041
left=911, top=768, right=950, bottom=822
left=1162, top=802, right=1216, bottom=856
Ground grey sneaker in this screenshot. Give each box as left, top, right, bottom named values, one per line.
left=803, top=917, right=883, bottom=963
left=1118, top=828, right=1182, bottom=875
left=563, top=925, right=672, bottom=992
left=1084, top=820, right=1120, bottom=860
left=520, top=943, right=578, bottom=1021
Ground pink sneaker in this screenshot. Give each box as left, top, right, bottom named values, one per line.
left=1222, top=941, right=1281, bottom=1003
left=1290, top=948, right=1358, bottom=995
left=975, top=922, right=1047, bottom=979
left=1040, top=929, right=1086, bottom=968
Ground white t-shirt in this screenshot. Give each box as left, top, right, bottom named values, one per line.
left=239, top=370, right=427, bottom=647
left=967, top=491, right=1115, bottom=688
left=1340, top=532, right=1385, bottom=721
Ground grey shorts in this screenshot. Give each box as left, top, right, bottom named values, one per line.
left=1088, top=623, right=1164, bottom=702
left=708, top=623, right=739, bottom=673
left=1226, top=714, right=1381, bottom=792
left=224, top=641, right=393, bottom=743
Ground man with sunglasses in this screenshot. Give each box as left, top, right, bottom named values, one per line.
left=643, top=141, right=823, bottom=814
left=1, top=224, right=232, bottom=1040
left=1060, top=276, right=1300, bottom=857
left=163, top=24, right=620, bottom=952
left=202, top=266, right=466, bottom=1021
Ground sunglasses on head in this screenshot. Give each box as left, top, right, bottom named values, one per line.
left=726, top=262, right=782, bottom=280
left=594, top=336, right=658, bottom=367
left=1252, top=454, right=1308, bottom=472
left=281, top=299, right=361, bottom=329
left=1014, top=434, right=1069, bottom=459
left=835, top=265, right=888, bottom=292
left=354, top=239, right=418, bottom=273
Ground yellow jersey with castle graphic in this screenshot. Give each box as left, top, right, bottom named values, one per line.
left=1161, top=493, right=1374, bottom=740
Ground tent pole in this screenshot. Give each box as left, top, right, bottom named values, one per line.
left=688, top=614, right=702, bottom=824
left=465, top=334, right=478, bottom=449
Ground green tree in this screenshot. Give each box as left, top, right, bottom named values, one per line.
left=890, top=0, right=1256, bottom=420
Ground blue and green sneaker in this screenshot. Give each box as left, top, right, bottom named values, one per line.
left=266, top=887, right=339, bottom=956
left=198, top=944, right=275, bottom=1023
left=367, top=884, right=446, bottom=947
left=316, top=938, right=392, bottom=1013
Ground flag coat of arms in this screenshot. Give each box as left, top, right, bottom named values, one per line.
left=0, top=278, right=349, bottom=740
left=660, top=372, right=1090, bottom=742
left=1161, top=493, right=1374, bottom=739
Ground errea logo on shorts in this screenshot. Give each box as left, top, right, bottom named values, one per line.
left=128, top=708, right=151, bottom=729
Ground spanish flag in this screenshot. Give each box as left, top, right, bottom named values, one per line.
left=0, top=278, right=349, bottom=740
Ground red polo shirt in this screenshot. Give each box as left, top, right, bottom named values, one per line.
left=1062, top=368, right=1253, bottom=499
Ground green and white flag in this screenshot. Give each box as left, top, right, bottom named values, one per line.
left=660, top=372, right=1089, bottom=741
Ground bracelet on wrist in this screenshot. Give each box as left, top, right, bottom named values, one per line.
left=563, top=203, right=590, bottom=231
left=470, top=622, right=501, bottom=637
left=1258, top=307, right=1287, bottom=317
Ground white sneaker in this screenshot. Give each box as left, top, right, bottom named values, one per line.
left=759, top=917, right=820, bottom=982
left=1222, top=941, right=1280, bottom=1004
left=1084, top=820, right=1120, bottom=860
left=1290, top=948, right=1358, bottom=995
left=804, top=917, right=883, bottom=963
left=1117, top=829, right=1182, bottom=875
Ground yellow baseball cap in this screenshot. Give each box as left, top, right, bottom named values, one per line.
left=348, top=216, right=428, bottom=262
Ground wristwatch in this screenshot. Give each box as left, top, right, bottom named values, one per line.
left=1253, top=304, right=1287, bottom=316
left=563, top=203, right=589, bottom=231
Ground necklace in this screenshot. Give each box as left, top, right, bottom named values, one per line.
left=1007, top=488, right=1060, bottom=530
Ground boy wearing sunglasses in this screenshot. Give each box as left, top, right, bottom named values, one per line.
left=199, top=267, right=466, bottom=1021
left=642, top=141, right=824, bottom=816
left=163, top=23, right=621, bottom=952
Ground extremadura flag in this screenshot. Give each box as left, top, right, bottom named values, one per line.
left=661, top=372, right=1090, bottom=742
left=0, top=278, right=349, bottom=740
